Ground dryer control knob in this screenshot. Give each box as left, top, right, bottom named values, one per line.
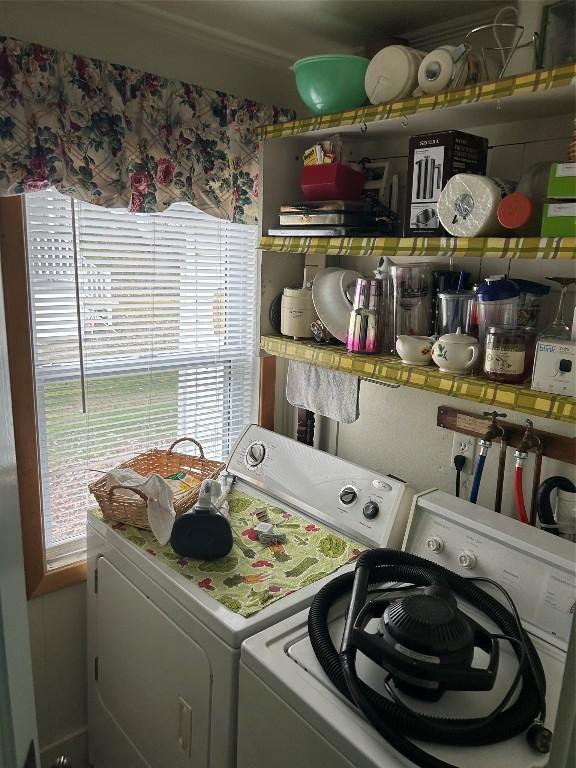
left=426, top=537, right=444, bottom=553
left=246, top=442, right=266, bottom=468
left=458, top=551, right=477, bottom=569
left=363, top=501, right=379, bottom=520
left=339, top=486, right=358, bottom=505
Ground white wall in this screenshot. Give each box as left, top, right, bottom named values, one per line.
left=0, top=255, right=39, bottom=768
left=333, top=385, right=575, bottom=514
left=0, top=3, right=301, bottom=767
left=27, top=584, right=87, bottom=768
left=0, top=0, right=301, bottom=110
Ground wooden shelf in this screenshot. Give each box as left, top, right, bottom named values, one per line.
left=260, top=235, right=576, bottom=261
left=261, top=335, right=575, bottom=425
left=257, top=64, right=576, bottom=140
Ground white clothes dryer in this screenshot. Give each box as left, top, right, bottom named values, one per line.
left=86, top=424, right=414, bottom=768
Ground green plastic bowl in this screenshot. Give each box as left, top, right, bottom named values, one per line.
left=292, top=55, right=369, bottom=116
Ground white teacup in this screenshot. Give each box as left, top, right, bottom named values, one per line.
left=395, top=335, right=434, bottom=366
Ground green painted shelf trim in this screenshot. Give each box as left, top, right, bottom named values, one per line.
left=257, top=63, right=576, bottom=139
left=260, top=335, right=575, bottom=424
left=259, top=236, right=576, bottom=260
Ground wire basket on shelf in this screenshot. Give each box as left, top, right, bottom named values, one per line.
left=89, top=437, right=225, bottom=530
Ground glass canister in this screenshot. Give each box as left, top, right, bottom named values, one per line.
left=391, top=263, right=433, bottom=339
left=483, top=326, right=537, bottom=383
left=437, top=290, right=477, bottom=336
left=476, top=275, right=520, bottom=344
left=431, top=270, right=470, bottom=335
left=513, top=279, right=550, bottom=330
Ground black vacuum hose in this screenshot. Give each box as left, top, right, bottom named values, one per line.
left=308, top=549, right=546, bottom=767
left=537, top=476, right=576, bottom=535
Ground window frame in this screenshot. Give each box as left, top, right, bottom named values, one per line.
left=0, top=196, right=86, bottom=597
left=0, top=195, right=276, bottom=598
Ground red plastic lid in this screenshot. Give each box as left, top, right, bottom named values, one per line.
left=497, top=192, right=534, bottom=231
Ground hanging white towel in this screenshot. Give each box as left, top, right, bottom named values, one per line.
left=106, top=468, right=176, bottom=545
left=286, top=361, right=359, bottom=423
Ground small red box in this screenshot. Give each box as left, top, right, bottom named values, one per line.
left=300, top=163, right=364, bottom=201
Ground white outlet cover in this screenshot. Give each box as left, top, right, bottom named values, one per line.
left=451, top=433, right=476, bottom=476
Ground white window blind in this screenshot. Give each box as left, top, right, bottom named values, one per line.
left=24, top=189, right=258, bottom=567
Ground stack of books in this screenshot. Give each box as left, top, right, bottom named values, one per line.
left=268, top=200, right=384, bottom=237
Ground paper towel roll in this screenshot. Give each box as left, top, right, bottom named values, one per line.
left=437, top=174, right=515, bottom=237
left=418, top=46, right=459, bottom=94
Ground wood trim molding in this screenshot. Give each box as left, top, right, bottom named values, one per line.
left=258, top=355, right=276, bottom=431
left=0, top=196, right=85, bottom=598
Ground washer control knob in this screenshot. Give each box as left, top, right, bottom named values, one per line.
left=426, top=537, right=444, bottom=553
left=246, top=442, right=266, bottom=468
left=363, top=501, right=379, bottom=520
left=339, top=486, right=358, bottom=506
left=458, top=551, right=477, bottom=569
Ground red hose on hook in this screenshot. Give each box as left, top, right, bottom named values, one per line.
left=514, top=466, right=530, bottom=525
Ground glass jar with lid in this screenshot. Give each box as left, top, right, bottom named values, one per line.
left=476, top=275, right=520, bottom=344
left=483, top=326, right=537, bottom=384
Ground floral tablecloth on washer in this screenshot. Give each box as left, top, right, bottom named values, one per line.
left=101, top=489, right=364, bottom=617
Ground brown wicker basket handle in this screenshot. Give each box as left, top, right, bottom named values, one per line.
left=168, top=437, right=205, bottom=458
left=108, top=485, right=149, bottom=502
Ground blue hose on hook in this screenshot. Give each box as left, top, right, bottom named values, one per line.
left=469, top=453, right=486, bottom=504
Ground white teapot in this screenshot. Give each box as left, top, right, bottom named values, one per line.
left=395, top=335, right=434, bottom=366
left=431, top=328, right=480, bottom=374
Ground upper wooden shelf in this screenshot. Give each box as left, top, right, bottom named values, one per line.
left=261, top=335, right=575, bottom=425
left=256, top=64, right=576, bottom=140
left=260, top=235, right=576, bottom=260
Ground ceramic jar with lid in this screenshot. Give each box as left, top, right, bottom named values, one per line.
left=281, top=287, right=316, bottom=339
left=431, top=328, right=480, bottom=374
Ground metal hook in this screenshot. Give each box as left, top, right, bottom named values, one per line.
left=400, top=113, right=408, bottom=128
left=360, top=121, right=368, bottom=133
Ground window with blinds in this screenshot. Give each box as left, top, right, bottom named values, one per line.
left=24, top=189, right=258, bottom=567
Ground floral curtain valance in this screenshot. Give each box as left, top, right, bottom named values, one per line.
left=0, top=36, right=294, bottom=223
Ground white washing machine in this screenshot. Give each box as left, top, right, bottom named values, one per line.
left=86, top=424, right=414, bottom=768
left=238, top=489, right=576, bottom=768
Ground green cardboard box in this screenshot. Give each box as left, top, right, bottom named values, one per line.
left=541, top=201, right=576, bottom=237
left=546, top=163, right=576, bottom=199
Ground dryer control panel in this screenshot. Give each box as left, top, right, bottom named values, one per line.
left=227, top=425, right=414, bottom=549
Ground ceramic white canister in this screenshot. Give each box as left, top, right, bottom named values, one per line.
left=281, top=287, right=316, bottom=339
left=365, top=45, right=427, bottom=104
left=431, top=328, right=480, bottom=374
left=395, top=335, right=434, bottom=366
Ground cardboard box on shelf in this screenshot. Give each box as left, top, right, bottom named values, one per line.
left=546, top=162, right=576, bottom=199
left=405, top=130, right=488, bottom=237
left=532, top=338, right=576, bottom=397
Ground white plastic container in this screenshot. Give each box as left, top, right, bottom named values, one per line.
left=417, top=45, right=466, bottom=95
left=281, top=287, right=316, bottom=339
left=437, top=174, right=515, bottom=237
left=475, top=275, right=520, bottom=344
left=365, top=45, right=427, bottom=105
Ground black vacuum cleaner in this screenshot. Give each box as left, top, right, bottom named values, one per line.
left=308, top=548, right=551, bottom=768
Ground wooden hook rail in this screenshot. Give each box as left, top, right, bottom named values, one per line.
left=437, top=406, right=576, bottom=465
